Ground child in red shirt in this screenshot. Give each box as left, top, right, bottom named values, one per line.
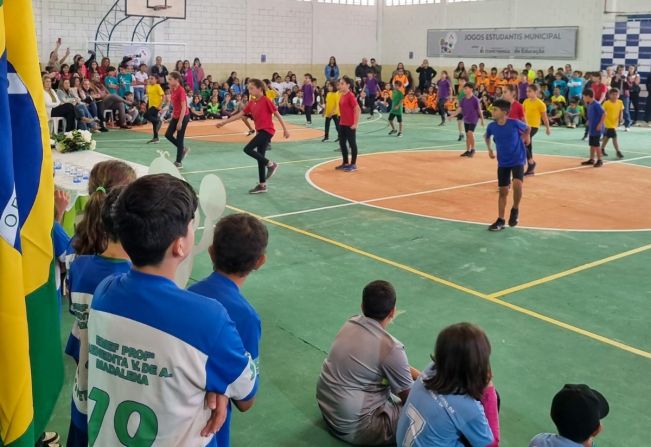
left=336, top=76, right=361, bottom=172
left=216, top=79, right=290, bottom=194
left=504, top=85, right=525, bottom=121
left=166, top=71, right=191, bottom=168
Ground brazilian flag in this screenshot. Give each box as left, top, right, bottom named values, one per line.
left=0, top=0, right=64, bottom=446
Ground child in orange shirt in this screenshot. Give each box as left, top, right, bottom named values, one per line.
left=445, top=97, right=458, bottom=114
left=404, top=90, right=419, bottom=113
left=486, top=67, right=499, bottom=96
left=425, top=86, right=438, bottom=114
left=393, top=69, right=409, bottom=94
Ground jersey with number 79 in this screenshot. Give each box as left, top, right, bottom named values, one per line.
left=87, top=270, right=259, bottom=446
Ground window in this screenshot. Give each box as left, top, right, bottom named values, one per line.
left=300, top=0, right=376, bottom=5
left=385, top=0, right=487, bottom=5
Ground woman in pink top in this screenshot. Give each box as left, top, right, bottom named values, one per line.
left=182, top=59, right=194, bottom=92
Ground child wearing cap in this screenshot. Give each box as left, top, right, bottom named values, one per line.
left=529, top=384, right=609, bottom=447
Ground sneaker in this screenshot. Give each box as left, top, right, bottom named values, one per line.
left=457, top=134, right=464, bottom=141
left=322, top=137, right=329, bottom=142
left=306, top=122, right=312, bottom=127
left=335, top=163, right=348, bottom=170
left=624, top=127, right=630, bottom=132
left=367, top=115, right=374, bottom=120
left=146, top=138, right=159, bottom=144
left=247, top=130, right=255, bottom=136
left=174, top=161, right=183, bottom=168
left=488, top=218, right=506, bottom=231
left=594, top=159, right=603, bottom=168
left=616, top=151, right=624, bottom=159
left=99, top=126, right=109, bottom=132
left=343, top=164, right=358, bottom=172
left=524, top=162, right=536, bottom=176
left=467, top=149, right=475, bottom=158
left=249, top=184, right=267, bottom=194
left=334, top=138, right=340, bottom=143
left=460, top=151, right=470, bottom=157
left=438, top=122, right=446, bottom=126
left=397, top=132, right=403, bottom=138
left=266, top=162, right=279, bottom=180
left=581, top=135, right=587, bottom=141
left=508, top=208, right=519, bottom=227
left=581, top=159, right=595, bottom=165
left=388, top=129, right=397, bottom=135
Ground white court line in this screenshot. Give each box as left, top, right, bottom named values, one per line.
left=182, top=144, right=459, bottom=175
left=287, top=151, right=651, bottom=232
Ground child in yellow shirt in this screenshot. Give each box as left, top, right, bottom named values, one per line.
left=601, top=88, right=624, bottom=159
left=323, top=81, right=340, bottom=142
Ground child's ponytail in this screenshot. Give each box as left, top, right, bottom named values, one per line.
left=72, top=160, right=136, bottom=255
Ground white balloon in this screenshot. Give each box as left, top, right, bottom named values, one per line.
left=199, top=174, right=227, bottom=221
left=148, top=150, right=183, bottom=179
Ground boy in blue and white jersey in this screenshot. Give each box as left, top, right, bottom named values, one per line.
left=189, top=213, right=267, bottom=447
left=65, top=187, right=131, bottom=447
left=87, top=174, right=258, bottom=446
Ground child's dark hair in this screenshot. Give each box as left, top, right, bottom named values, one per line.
left=362, top=280, right=396, bottom=321
left=340, top=75, right=354, bottom=90
left=73, top=160, right=136, bottom=255
left=464, top=82, right=475, bottom=90
left=609, top=88, right=619, bottom=95
left=113, top=174, right=198, bottom=267
left=527, top=83, right=540, bottom=92
left=169, top=71, right=182, bottom=82
left=505, top=84, right=518, bottom=95
left=248, top=78, right=266, bottom=93
left=304, top=73, right=313, bottom=81
left=394, top=79, right=403, bottom=88
left=424, top=322, right=492, bottom=401
left=211, top=214, right=268, bottom=275
left=492, top=99, right=511, bottom=113
left=583, top=88, right=595, bottom=98
left=107, top=66, right=116, bottom=73
left=101, top=186, right=126, bottom=244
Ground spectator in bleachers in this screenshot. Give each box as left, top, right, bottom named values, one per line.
left=91, top=72, right=132, bottom=129
left=317, top=280, right=419, bottom=446
left=133, top=63, right=148, bottom=102
left=56, top=78, right=97, bottom=132
left=416, top=59, right=436, bottom=94
left=192, top=57, right=205, bottom=93
left=325, top=56, right=340, bottom=82
left=150, top=56, right=169, bottom=88
left=453, top=61, right=467, bottom=94
left=43, top=75, right=76, bottom=132
left=564, top=99, right=582, bottom=128
left=79, top=78, right=109, bottom=132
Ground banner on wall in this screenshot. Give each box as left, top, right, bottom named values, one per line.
left=427, top=27, right=578, bottom=59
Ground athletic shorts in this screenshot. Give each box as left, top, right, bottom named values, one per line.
left=456, top=113, right=464, bottom=121
left=388, top=113, right=403, bottom=123
left=588, top=135, right=601, bottom=147
left=464, top=123, right=477, bottom=133
left=497, top=165, right=525, bottom=187
left=605, top=128, right=617, bottom=138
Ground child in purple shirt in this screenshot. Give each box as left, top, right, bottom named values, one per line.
left=302, top=74, right=315, bottom=126
left=453, top=83, right=484, bottom=157
left=365, top=72, right=380, bottom=119
left=436, top=71, right=452, bottom=125
left=518, top=74, right=529, bottom=102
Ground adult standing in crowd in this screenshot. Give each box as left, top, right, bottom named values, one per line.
left=627, top=65, right=641, bottom=125
left=192, top=57, right=205, bottom=94
left=416, top=59, right=436, bottom=93
left=355, top=57, right=371, bottom=85
left=370, top=58, right=382, bottom=83
left=150, top=56, right=169, bottom=88
left=453, top=61, right=467, bottom=94
left=643, top=71, right=651, bottom=126
left=324, top=56, right=340, bottom=82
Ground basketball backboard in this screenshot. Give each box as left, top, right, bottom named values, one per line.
left=125, top=0, right=186, bottom=19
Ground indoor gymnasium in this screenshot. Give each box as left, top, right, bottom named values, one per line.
left=1, top=0, right=650, bottom=446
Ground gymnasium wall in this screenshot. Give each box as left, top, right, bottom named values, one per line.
left=380, top=0, right=607, bottom=73
left=32, top=0, right=378, bottom=81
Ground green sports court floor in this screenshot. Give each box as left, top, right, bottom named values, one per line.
left=49, top=113, right=651, bottom=446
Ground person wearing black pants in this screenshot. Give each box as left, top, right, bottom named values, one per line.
left=215, top=78, right=290, bottom=193
left=324, top=115, right=339, bottom=141
left=165, top=114, right=189, bottom=167
left=145, top=107, right=161, bottom=142
left=166, top=72, right=191, bottom=167
left=336, top=76, right=361, bottom=172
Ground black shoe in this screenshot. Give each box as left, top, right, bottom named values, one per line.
left=457, top=134, right=464, bottom=141
left=508, top=208, right=519, bottom=227
left=594, top=159, right=603, bottom=168
left=460, top=151, right=470, bottom=157
left=334, top=138, right=339, bottom=143
left=581, top=159, right=595, bottom=166
left=524, top=162, right=536, bottom=176
left=397, top=132, right=402, bottom=138
left=616, top=151, right=624, bottom=159
left=581, top=135, right=587, bottom=141
left=467, top=149, right=475, bottom=158
left=99, top=126, right=109, bottom=132
left=389, top=129, right=397, bottom=135
left=322, top=137, right=329, bottom=142
left=489, top=218, right=506, bottom=231
left=247, top=130, right=255, bottom=136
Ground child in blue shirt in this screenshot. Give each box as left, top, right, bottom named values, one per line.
left=65, top=186, right=132, bottom=447
left=581, top=89, right=606, bottom=168
left=189, top=213, right=267, bottom=447
left=485, top=99, right=531, bottom=231
left=117, top=65, right=133, bottom=98
left=104, top=66, right=119, bottom=95
left=567, top=71, right=584, bottom=102
left=87, top=174, right=258, bottom=446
